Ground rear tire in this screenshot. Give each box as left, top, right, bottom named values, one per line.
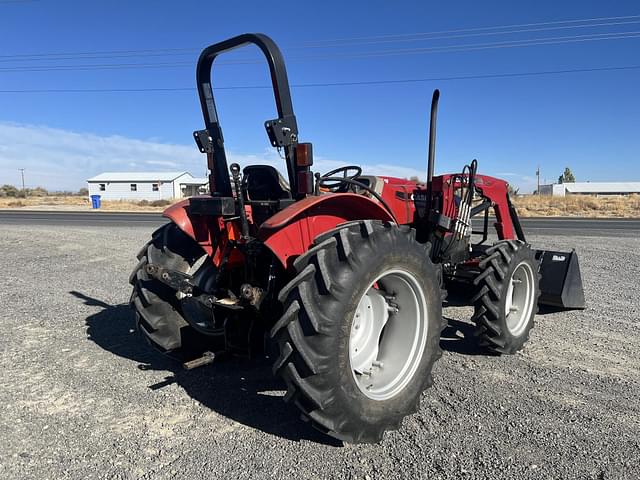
left=471, top=240, right=540, bottom=354
left=129, top=223, right=217, bottom=354
left=271, top=221, right=444, bottom=443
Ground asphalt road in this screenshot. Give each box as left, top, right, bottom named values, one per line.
left=1, top=210, right=639, bottom=236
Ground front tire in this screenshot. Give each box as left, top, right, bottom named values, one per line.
left=471, top=240, right=540, bottom=354
left=271, top=221, right=444, bottom=443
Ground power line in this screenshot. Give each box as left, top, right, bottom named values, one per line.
left=1, top=31, right=639, bottom=73
left=0, top=19, right=637, bottom=66
left=0, top=50, right=198, bottom=63
left=0, top=47, right=197, bottom=61
left=0, top=19, right=638, bottom=65
left=301, top=31, right=640, bottom=62
left=1, top=64, right=638, bottom=94
left=300, top=14, right=640, bottom=44
left=0, top=60, right=193, bottom=72
left=298, top=19, right=640, bottom=48
left=1, top=13, right=638, bottom=61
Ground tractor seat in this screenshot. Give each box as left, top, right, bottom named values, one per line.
left=242, top=165, right=291, bottom=201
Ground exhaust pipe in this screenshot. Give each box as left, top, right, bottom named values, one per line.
left=426, top=89, right=440, bottom=187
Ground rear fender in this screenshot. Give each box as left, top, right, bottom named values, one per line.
left=258, top=193, right=394, bottom=269
left=163, top=199, right=236, bottom=266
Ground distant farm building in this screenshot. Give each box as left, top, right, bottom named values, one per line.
left=539, top=182, right=640, bottom=197
left=87, top=172, right=208, bottom=200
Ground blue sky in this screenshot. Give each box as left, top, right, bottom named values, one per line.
left=0, top=0, right=639, bottom=192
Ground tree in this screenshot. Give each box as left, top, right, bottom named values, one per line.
left=558, top=167, right=576, bottom=184
left=27, top=187, right=48, bottom=197
left=0, top=184, right=19, bottom=197
left=78, top=187, right=88, bottom=196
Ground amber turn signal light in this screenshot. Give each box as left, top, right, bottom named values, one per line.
left=295, top=143, right=313, bottom=167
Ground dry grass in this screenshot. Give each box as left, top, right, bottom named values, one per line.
left=0, top=195, right=178, bottom=211
left=513, top=194, right=640, bottom=218
left=1, top=194, right=638, bottom=217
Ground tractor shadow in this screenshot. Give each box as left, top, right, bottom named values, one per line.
left=439, top=318, right=498, bottom=356
left=439, top=290, right=498, bottom=356
left=537, top=305, right=569, bottom=315
left=71, top=291, right=341, bottom=447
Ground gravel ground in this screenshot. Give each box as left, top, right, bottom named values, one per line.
left=0, top=224, right=638, bottom=480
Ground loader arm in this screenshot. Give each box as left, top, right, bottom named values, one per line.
left=472, top=174, right=522, bottom=241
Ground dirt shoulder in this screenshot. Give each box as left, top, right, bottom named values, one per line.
left=0, top=195, right=171, bottom=212
left=1, top=194, right=639, bottom=218
left=512, top=194, right=640, bottom=218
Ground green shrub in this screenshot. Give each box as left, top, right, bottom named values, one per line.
left=26, top=187, right=48, bottom=197
left=1, top=185, right=19, bottom=197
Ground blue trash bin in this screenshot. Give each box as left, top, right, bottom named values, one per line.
left=90, top=194, right=101, bottom=209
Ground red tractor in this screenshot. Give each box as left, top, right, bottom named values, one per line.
left=130, top=33, right=584, bottom=443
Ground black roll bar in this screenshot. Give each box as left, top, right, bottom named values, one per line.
left=194, top=33, right=299, bottom=197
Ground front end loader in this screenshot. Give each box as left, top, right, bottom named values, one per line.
left=129, top=33, right=585, bottom=443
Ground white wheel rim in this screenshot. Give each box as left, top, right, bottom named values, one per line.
left=505, top=261, right=536, bottom=336
left=349, top=268, right=429, bottom=401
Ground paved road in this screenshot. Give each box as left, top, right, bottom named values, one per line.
left=1, top=210, right=639, bottom=236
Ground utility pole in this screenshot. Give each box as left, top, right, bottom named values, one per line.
left=18, top=168, right=26, bottom=195
left=536, top=165, right=540, bottom=195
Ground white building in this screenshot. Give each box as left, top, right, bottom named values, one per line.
left=180, top=177, right=209, bottom=197
left=87, top=172, right=208, bottom=201
left=539, top=182, right=640, bottom=197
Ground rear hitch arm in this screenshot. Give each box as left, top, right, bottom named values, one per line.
left=144, top=264, right=243, bottom=310
left=145, top=264, right=195, bottom=294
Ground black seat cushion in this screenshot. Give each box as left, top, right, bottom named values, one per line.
left=243, top=165, right=291, bottom=201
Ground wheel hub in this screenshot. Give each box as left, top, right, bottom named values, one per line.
left=350, top=289, right=390, bottom=375
left=505, top=261, right=536, bottom=336
left=348, top=269, right=429, bottom=401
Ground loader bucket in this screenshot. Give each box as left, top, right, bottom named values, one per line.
left=535, top=249, right=586, bottom=310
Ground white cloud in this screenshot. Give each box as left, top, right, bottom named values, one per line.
left=144, top=159, right=182, bottom=168
left=0, top=122, right=424, bottom=191
left=490, top=172, right=538, bottom=193
left=0, top=122, right=202, bottom=190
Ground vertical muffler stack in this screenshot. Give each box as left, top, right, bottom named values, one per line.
left=536, top=249, right=586, bottom=310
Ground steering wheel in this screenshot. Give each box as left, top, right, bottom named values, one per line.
left=319, top=165, right=363, bottom=192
